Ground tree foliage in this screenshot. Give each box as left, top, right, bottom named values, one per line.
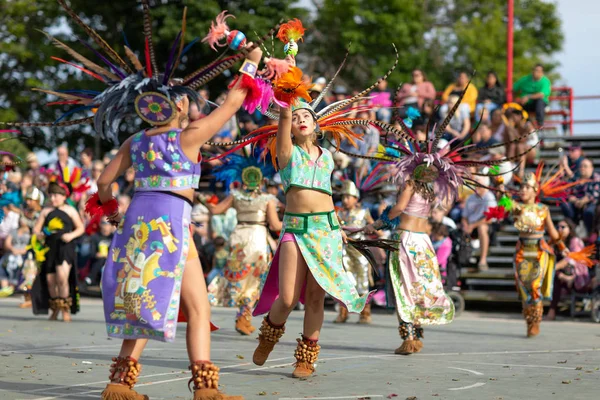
left=311, top=0, right=563, bottom=92
left=1, top=0, right=563, bottom=154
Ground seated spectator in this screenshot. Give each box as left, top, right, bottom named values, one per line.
left=560, top=142, right=584, bottom=179
left=547, top=218, right=592, bottom=320
left=504, top=104, right=536, bottom=177
left=207, top=236, right=227, bottom=283
left=397, top=69, right=436, bottom=112
left=441, top=70, right=479, bottom=114
left=490, top=108, right=507, bottom=143
left=476, top=71, right=506, bottom=121
left=116, top=167, right=135, bottom=198
left=370, top=79, right=393, bottom=123
left=0, top=216, right=31, bottom=297
left=461, top=176, right=497, bottom=271
left=80, top=148, right=94, bottom=176
left=440, top=95, right=471, bottom=141
left=431, top=206, right=457, bottom=230
left=117, top=194, right=131, bottom=213
left=513, top=64, right=552, bottom=126
left=430, top=221, right=452, bottom=285
left=560, top=158, right=600, bottom=237
left=473, top=124, right=498, bottom=151
left=414, top=98, right=437, bottom=128
left=86, top=218, right=114, bottom=286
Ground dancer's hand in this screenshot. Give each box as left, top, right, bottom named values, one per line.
left=341, top=230, right=348, bottom=244
left=61, top=233, right=73, bottom=243
left=285, top=54, right=296, bottom=67
left=561, top=249, right=570, bottom=258
left=245, top=42, right=263, bottom=64
left=364, top=224, right=376, bottom=235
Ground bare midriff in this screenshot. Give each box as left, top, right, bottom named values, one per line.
left=285, top=187, right=335, bottom=214
left=398, top=213, right=431, bottom=233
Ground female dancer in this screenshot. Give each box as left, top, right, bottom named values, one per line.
left=208, top=154, right=282, bottom=335
left=489, top=164, right=590, bottom=337
left=216, top=53, right=403, bottom=378
left=7, top=2, right=279, bottom=398
left=31, top=178, right=85, bottom=322
left=362, top=86, right=540, bottom=353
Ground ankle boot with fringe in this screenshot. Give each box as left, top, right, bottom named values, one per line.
left=48, top=297, right=60, bottom=321
left=358, top=303, right=372, bottom=324
left=394, top=321, right=423, bottom=355
left=292, top=336, right=320, bottom=378
left=188, top=360, right=243, bottom=400
left=524, top=302, right=543, bottom=337
left=253, top=316, right=285, bottom=366
left=101, top=356, right=148, bottom=400
left=333, top=306, right=348, bottom=323
left=60, top=297, right=72, bottom=322
left=235, top=307, right=255, bottom=336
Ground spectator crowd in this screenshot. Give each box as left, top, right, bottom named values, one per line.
left=0, top=63, right=597, bottom=318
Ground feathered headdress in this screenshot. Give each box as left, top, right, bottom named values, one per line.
left=43, top=165, right=90, bottom=198
left=212, top=149, right=276, bottom=192
left=2, top=1, right=279, bottom=143
left=519, top=161, right=587, bottom=203
left=206, top=45, right=404, bottom=168
left=333, top=79, right=540, bottom=204
left=0, top=130, right=21, bottom=170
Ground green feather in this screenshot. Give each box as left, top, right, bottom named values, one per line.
left=498, top=195, right=514, bottom=211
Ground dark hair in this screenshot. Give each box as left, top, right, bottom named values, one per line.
left=430, top=222, right=449, bottom=238
left=82, top=148, right=93, bottom=158
left=486, top=71, right=502, bottom=88
left=48, top=181, right=68, bottom=196
left=412, top=69, right=428, bottom=82
left=534, top=64, right=544, bottom=70
left=214, top=236, right=226, bottom=247
left=560, top=218, right=577, bottom=244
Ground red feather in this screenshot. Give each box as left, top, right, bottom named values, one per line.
left=51, top=57, right=105, bottom=81
left=484, top=206, right=509, bottom=221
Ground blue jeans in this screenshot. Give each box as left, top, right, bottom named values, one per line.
left=560, top=201, right=595, bottom=234
left=475, top=102, right=501, bottom=121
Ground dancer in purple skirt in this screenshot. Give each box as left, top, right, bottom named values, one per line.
left=7, top=2, right=280, bottom=398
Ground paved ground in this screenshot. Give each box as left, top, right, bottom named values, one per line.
left=0, top=297, right=598, bottom=400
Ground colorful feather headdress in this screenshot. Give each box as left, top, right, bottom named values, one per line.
left=2, top=1, right=279, bottom=143
left=43, top=165, right=90, bottom=198
left=333, top=79, right=540, bottom=204
left=519, top=161, right=587, bottom=203
left=0, top=130, right=21, bottom=170
left=206, top=45, right=405, bottom=168
left=211, top=149, right=276, bottom=192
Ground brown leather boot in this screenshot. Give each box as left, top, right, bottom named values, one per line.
left=189, top=361, right=243, bottom=400
left=235, top=308, right=255, bottom=336
left=292, top=336, right=320, bottom=378
left=60, top=297, right=72, bottom=322
left=524, top=302, right=543, bottom=337
left=358, top=303, right=372, bottom=324
left=101, top=356, right=148, bottom=400
left=253, top=316, right=285, bottom=366
left=48, top=298, right=60, bottom=321
left=394, top=322, right=423, bottom=355
left=333, top=306, right=348, bottom=323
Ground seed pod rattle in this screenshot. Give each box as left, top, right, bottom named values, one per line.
left=276, top=18, right=305, bottom=57
left=202, top=11, right=247, bottom=51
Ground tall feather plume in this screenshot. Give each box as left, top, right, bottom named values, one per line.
left=431, top=78, right=472, bottom=151
left=0, top=116, right=94, bottom=128
left=184, top=22, right=281, bottom=89
left=31, top=88, right=92, bottom=104
left=311, top=44, right=351, bottom=111
left=319, top=43, right=399, bottom=118
left=169, top=7, right=188, bottom=81
left=141, top=0, right=159, bottom=75
left=39, top=30, right=120, bottom=81
left=56, top=0, right=132, bottom=74
left=124, top=46, right=144, bottom=72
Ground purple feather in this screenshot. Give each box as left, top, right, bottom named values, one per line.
left=78, top=38, right=127, bottom=80
left=163, top=31, right=183, bottom=84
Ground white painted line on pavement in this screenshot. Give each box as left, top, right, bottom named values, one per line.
left=280, top=396, right=384, bottom=400
left=451, top=360, right=577, bottom=370
left=448, top=382, right=487, bottom=391
left=447, top=366, right=484, bottom=376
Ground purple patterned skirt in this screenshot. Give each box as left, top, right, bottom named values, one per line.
left=101, top=191, right=191, bottom=342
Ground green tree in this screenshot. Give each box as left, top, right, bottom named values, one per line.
left=311, top=0, right=563, bottom=93
left=0, top=133, right=31, bottom=163
left=1, top=0, right=306, bottom=154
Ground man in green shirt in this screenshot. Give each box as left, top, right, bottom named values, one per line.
left=513, top=64, right=552, bottom=126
